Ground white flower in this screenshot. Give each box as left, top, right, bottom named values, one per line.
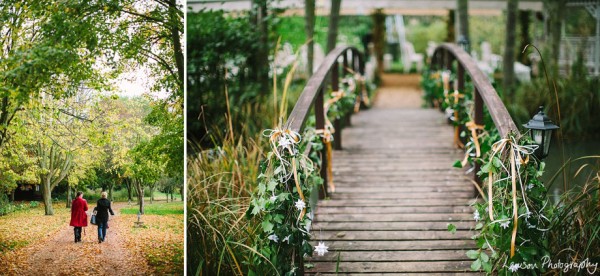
left=527, top=183, right=534, bottom=190
left=295, top=199, right=306, bottom=211
left=500, top=221, right=510, bottom=229
left=279, top=136, right=292, bottom=148
left=268, top=234, right=279, bottom=243
left=283, top=235, right=290, bottom=244
left=270, top=194, right=277, bottom=202
left=473, top=210, right=480, bottom=221
left=314, top=242, right=329, bottom=256
left=508, top=263, right=520, bottom=272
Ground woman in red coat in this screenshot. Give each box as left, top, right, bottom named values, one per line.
left=70, top=191, right=88, bottom=242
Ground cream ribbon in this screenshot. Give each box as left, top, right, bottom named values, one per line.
left=486, top=137, right=538, bottom=257
left=315, top=128, right=335, bottom=193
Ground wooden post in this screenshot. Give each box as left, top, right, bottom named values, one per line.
left=332, top=61, right=342, bottom=150
left=315, top=88, right=328, bottom=199
left=457, top=63, right=465, bottom=92
left=343, top=50, right=349, bottom=75
left=473, top=88, right=484, bottom=191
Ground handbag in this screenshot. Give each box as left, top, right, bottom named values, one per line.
left=90, top=210, right=97, bottom=225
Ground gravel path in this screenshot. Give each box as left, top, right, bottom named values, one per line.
left=19, top=202, right=149, bottom=275
left=373, top=73, right=423, bottom=109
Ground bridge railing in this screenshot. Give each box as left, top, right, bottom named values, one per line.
left=286, top=45, right=365, bottom=199
left=430, top=43, right=519, bottom=179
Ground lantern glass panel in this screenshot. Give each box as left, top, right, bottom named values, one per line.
left=531, top=129, right=543, bottom=145
left=543, top=129, right=553, bottom=157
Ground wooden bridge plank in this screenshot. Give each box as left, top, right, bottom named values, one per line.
left=310, top=240, right=476, bottom=251
left=308, top=250, right=471, bottom=262
left=318, top=199, right=478, bottom=207
left=314, top=230, right=474, bottom=240
left=310, top=106, right=478, bottom=273
left=330, top=192, right=473, bottom=200
left=305, top=261, right=473, bottom=273
left=333, top=186, right=472, bottom=193
left=312, top=221, right=474, bottom=231
left=316, top=206, right=473, bottom=214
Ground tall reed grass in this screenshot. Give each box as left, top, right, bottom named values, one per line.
left=187, top=135, right=265, bottom=275
left=547, top=158, right=600, bottom=265
left=187, top=54, right=307, bottom=275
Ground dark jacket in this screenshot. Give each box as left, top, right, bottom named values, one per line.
left=70, top=197, right=88, bottom=227
left=96, top=198, right=115, bottom=224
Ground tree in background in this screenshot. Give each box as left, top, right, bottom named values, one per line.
left=305, top=0, right=316, bottom=76
left=0, top=0, right=115, bottom=151
left=128, top=140, right=165, bottom=214
left=250, top=0, right=270, bottom=93
left=446, top=10, right=456, bottom=43
left=456, top=0, right=469, bottom=46
left=544, top=0, right=568, bottom=75
left=371, top=9, right=386, bottom=78
left=0, top=0, right=183, bottom=210
left=27, top=90, right=106, bottom=215
left=326, top=0, right=342, bottom=53
left=503, top=0, right=518, bottom=96
left=518, top=10, right=531, bottom=65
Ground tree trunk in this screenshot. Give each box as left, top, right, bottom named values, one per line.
left=371, top=9, right=386, bottom=78
left=167, top=0, right=184, bottom=94
left=66, top=186, right=72, bottom=208
left=150, top=186, right=154, bottom=204
left=305, top=0, right=316, bottom=76
left=135, top=180, right=144, bottom=214
left=446, top=10, right=455, bottom=42
left=10, top=189, right=15, bottom=202
left=519, top=10, right=531, bottom=65
left=251, top=0, right=270, bottom=94
left=546, top=0, right=567, bottom=75
left=108, top=182, right=114, bottom=201
left=42, top=179, right=54, bottom=215
left=503, top=0, right=518, bottom=96
left=326, top=0, right=342, bottom=54
left=125, top=178, right=133, bottom=203
left=456, top=0, right=469, bottom=45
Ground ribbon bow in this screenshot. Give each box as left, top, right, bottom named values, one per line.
left=263, top=127, right=308, bottom=221
left=486, top=137, right=538, bottom=257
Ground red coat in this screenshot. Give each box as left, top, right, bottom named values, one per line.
left=70, top=197, right=88, bottom=227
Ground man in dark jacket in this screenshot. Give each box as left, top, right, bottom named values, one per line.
left=69, top=191, right=88, bottom=243
left=96, top=191, right=115, bottom=243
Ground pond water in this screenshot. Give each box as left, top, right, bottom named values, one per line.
left=540, top=140, right=600, bottom=203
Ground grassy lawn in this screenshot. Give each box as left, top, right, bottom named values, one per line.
left=120, top=201, right=183, bottom=215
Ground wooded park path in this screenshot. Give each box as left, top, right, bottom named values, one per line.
left=18, top=203, right=150, bottom=275
left=307, top=74, right=480, bottom=274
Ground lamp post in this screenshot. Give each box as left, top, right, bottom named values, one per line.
left=523, top=106, right=559, bottom=159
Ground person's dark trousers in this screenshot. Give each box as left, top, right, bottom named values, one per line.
left=97, top=222, right=107, bottom=242
left=74, top=227, right=82, bottom=242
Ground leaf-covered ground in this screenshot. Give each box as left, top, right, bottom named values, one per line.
left=0, top=201, right=183, bottom=275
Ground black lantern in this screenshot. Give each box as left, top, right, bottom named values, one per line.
left=457, top=35, right=470, bottom=53
left=523, top=106, right=559, bottom=159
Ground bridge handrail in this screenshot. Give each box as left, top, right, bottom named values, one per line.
left=431, top=43, right=518, bottom=138
left=285, top=45, right=364, bottom=198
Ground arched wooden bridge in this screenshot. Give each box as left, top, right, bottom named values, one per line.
left=286, top=44, right=518, bottom=274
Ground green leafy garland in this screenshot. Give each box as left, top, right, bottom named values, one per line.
left=247, top=73, right=366, bottom=275
left=247, top=127, right=323, bottom=275
left=455, top=132, right=552, bottom=274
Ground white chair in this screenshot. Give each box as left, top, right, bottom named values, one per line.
left=514, top=62, right=531, bottom=83
left=481, top=41, right=502, bottom=71
left=402, top=42, right=424, bottom=73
